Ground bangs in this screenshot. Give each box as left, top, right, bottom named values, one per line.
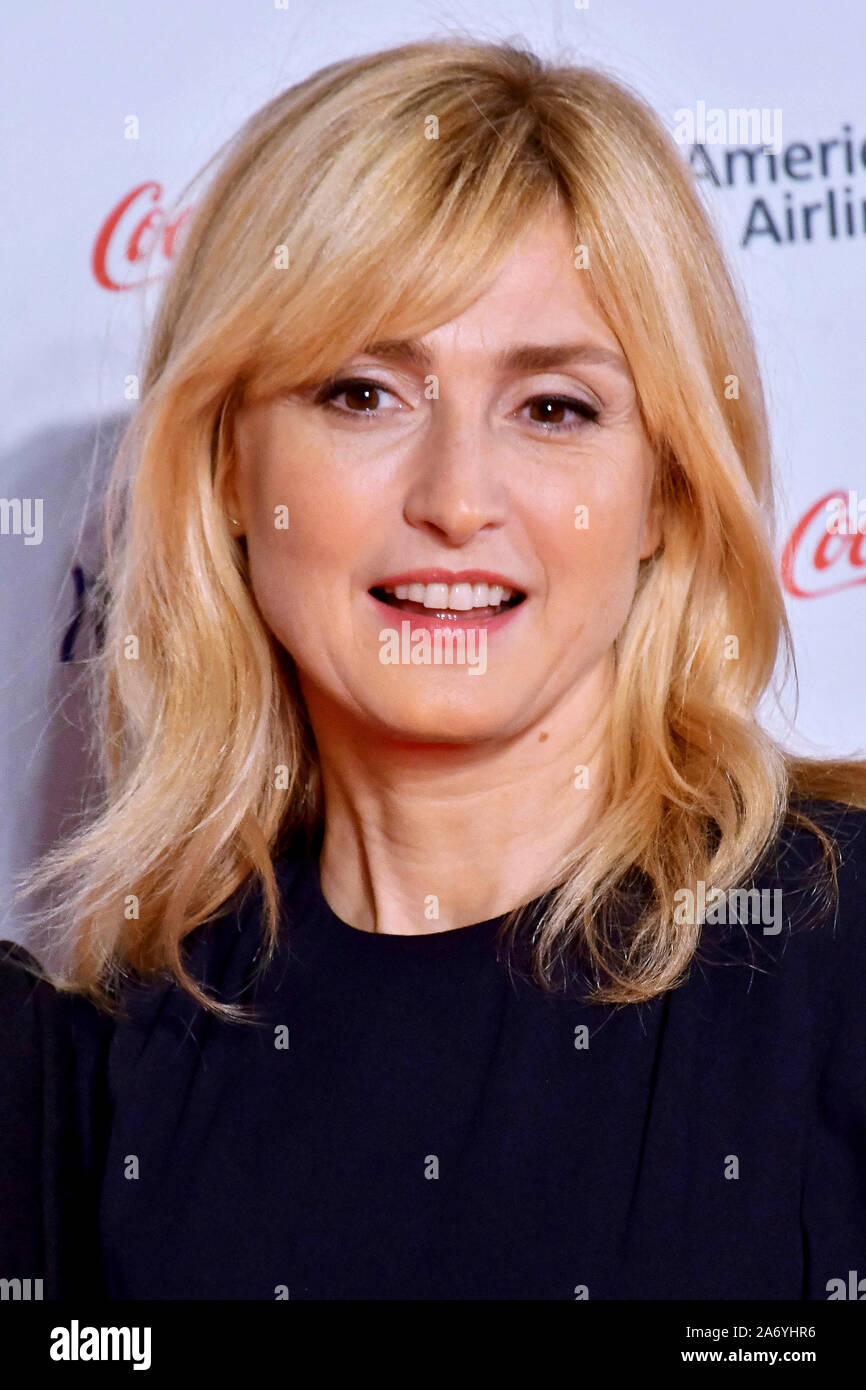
left=229, top=123, right=569, bottom=404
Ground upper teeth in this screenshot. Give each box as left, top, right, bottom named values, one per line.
left=385, top=581, right=514, bottom=609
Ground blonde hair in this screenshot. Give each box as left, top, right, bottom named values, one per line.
left=16, top=37, right=866, bottom=1017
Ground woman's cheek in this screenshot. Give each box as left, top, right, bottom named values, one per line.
left=549, top=509, right=644, bottom=635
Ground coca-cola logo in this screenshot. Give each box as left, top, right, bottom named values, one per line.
left=92, top=182, right=194, bottom=291
left=781, top=489, right=866, bottom=598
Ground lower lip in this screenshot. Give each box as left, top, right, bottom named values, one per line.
left=368, top=592, right=526, bottom=633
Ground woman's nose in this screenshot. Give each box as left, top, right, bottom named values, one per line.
left=401, top=403, right=510, bottom=544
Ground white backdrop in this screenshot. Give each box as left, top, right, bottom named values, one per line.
left=2, top=0, right=864, bottom=938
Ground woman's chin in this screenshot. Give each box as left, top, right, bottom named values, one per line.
left=362, top=688, right=526, bottom=747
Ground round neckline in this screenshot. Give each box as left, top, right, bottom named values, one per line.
left=306, top=857, right=515, bottom=951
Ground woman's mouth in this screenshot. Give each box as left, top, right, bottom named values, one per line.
left=369, top=580, right=526, bottom=622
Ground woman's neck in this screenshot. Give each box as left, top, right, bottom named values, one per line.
left=304, top=664, right=612, bottom=935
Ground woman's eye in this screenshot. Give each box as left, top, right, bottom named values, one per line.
left=313, top=380, right=600, bottom=432
left=315, top=378, right=401, bottom=415
left=523, top=395, right=600, bottom=432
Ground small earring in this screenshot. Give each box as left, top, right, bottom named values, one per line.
left=228, top=517, right=241, bottom=527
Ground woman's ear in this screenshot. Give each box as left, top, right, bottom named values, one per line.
left=214, top=391, right=246, bottom=532
left=215, top=415, right=245, bottom=533
left=214, top=462, right=245, bottom=536
left=221, top=469, right=244, bottom=529
left=638, top=466, right=664, bottom=560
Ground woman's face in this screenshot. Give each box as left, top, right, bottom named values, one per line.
left=228, top=210, right=661, bottom=745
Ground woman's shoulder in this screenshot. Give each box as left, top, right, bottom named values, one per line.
left=689, top=798, right=866, bottom=1021
left=757, top=798, right=866, bottom=1032
left=0, top=940, right=112, bottom=1290
left=771, top=796, right=866, bottom=929
left=0, top=939, right=114, bottom=1048
left=771, top=801, right=866, bottom=1281
left=781, top=794, right=866, bottom=860
left=0, top=940, right=115, bottom=1136
left=0, top=942, right=58, bottom=1110
left=0, top=849, right=314, bottom=1049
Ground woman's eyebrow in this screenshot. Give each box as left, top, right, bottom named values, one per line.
left=360, top=337, right=632, bottom=379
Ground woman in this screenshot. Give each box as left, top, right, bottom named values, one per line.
left=2, top=37, right=865, bottom=1302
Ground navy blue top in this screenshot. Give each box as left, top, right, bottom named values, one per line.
left=2, top=800, right=866, bottom=1300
